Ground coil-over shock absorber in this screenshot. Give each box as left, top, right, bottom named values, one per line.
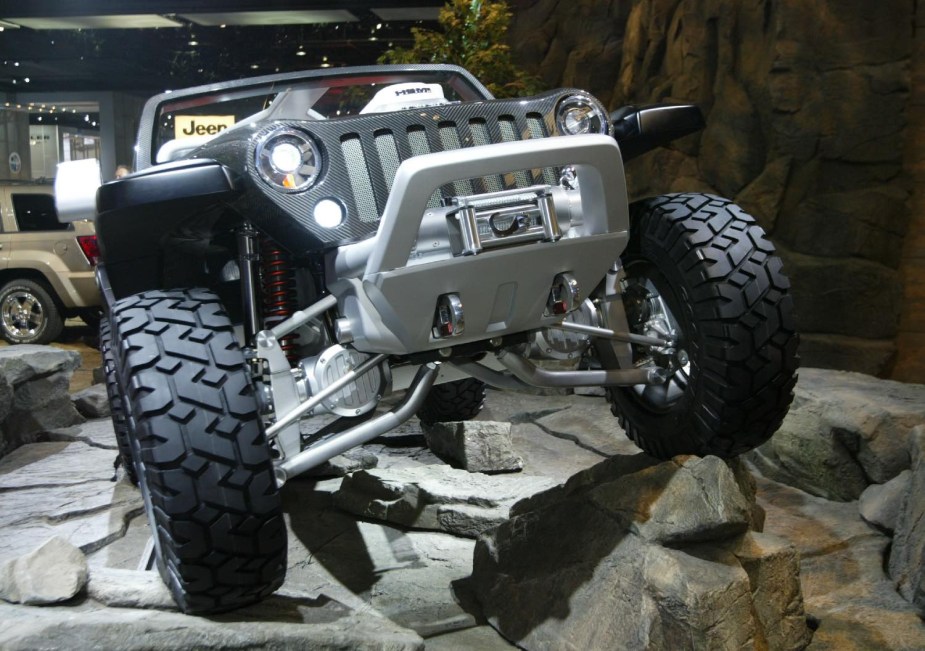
left=260, top=237, right=300, bottom=364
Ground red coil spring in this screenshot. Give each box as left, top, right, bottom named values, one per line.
left=260, top=239, right=300, bottom=364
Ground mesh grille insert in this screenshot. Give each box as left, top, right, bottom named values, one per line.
left=439, top=123, right=474, bottom=197
left=469, top=119, right=502, bottom=193
left=341, top=135, right=379, bottom=223
left=526, top=114, right=558, bottom=186
left=374, top=130, right=401, bottom=193
left=498, top=117, right=531, bottom=188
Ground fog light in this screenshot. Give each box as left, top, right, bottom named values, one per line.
left=314, top=198, right=344, bottom=228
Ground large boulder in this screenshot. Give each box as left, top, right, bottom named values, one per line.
left=0, top=345, right=84, bottom=458
left=471, top=455, right=811, bottom=650
left=748, top=368, right=925, bottom=500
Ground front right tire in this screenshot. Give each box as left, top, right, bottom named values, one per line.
left=109, top=288, right=286, bottom=614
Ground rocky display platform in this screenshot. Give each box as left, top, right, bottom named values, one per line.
left=0, top=350, right=923, bottom=649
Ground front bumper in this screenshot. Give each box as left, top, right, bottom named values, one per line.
left=329, top=134, right=630, bottom=355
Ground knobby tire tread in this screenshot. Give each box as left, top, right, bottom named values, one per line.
left=417, top=378, right=487, bottom=424
left=609, top=193, right=799, bottom=458
left=100, top=319, right=138, bottom=485
left=109, top=288, right=286, bottom=614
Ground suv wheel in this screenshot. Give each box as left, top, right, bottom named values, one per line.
left=109, top=288, right=287, bottom=614
left=604, top=193, right=799, bottom=458
left=0, top=279, right=63, bottom=344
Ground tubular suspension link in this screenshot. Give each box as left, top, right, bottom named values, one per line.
left=260, top=238, right=300, bottom=364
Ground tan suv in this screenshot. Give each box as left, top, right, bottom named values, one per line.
left=0, top=182, right=101, bottom=344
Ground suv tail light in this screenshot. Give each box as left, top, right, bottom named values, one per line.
left=77, top=235, right=100, bottom=265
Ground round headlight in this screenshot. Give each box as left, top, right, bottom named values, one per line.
left=255, top=128, right=321, bottom=191
left=555, top=94, right=609, bottom=136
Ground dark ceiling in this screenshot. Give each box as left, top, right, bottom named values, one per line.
left=0, top=1, right=443, bottom=96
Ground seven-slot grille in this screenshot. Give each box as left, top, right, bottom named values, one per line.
left=340, top=113, right=558, bottom=223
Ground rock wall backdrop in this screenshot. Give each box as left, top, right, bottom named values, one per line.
left=510, top=0, right=925, bottom=382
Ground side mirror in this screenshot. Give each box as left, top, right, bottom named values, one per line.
left=55, top=158, right=102, bottom=223
left=610, top=104, right=705, bottom=161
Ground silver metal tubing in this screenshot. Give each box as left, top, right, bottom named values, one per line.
left=553, top=320, right=672, bottom=348
left=270, top=294, right=338, bottom=340
left=496, top=350, right=664, bottom=387
left=450, top=360, right=534, bottom=391
left=276, top=363, right=439, bottom=484
left=266, top=353, right=388, bottom=438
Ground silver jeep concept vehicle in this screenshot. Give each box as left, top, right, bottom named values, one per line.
left=69, top=65, right=798, bottom=614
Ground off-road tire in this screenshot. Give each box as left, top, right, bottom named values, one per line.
left=607, top=193, right=798, bottom=458
left=0, top=279, right=63, bottom=344
left=417, top=378, right=486, bottom=424
left=109, top=288, right=286, bottom=614
left=99, top=319, right=138, bottom=485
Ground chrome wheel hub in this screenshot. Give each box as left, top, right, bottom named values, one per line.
left=2, top=291, right=44, bottom=338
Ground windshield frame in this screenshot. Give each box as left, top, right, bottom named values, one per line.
left=136, top=64, right=494, bottom=170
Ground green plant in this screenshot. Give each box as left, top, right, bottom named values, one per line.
left=379, top=0, right=543, bottom=98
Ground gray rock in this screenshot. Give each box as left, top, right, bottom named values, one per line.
left=423, top=421, right=523, bottom=474
left=472, top=456, right=807, bottom=650
left=859, top=470, right=911, bottom=533
left=748, top=368, right=925, bottom=500
left=333, top=466, right=556, bottom=538
left=0, top=536, right=88, bottom=605
left=71, top=384, right=111, bottom=418
left=643, top=543, right=757, bottom=649
left=0, top=345, right=81, bottom=385
left=585, top=455, right=752, bottom=545
left=889, top=426, right=925, bottom=614
left=0, top=346, right=85, bottom=458
left=0, top=600, right=424, bottom=651
left=87, top=567, right=175, bottom=610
